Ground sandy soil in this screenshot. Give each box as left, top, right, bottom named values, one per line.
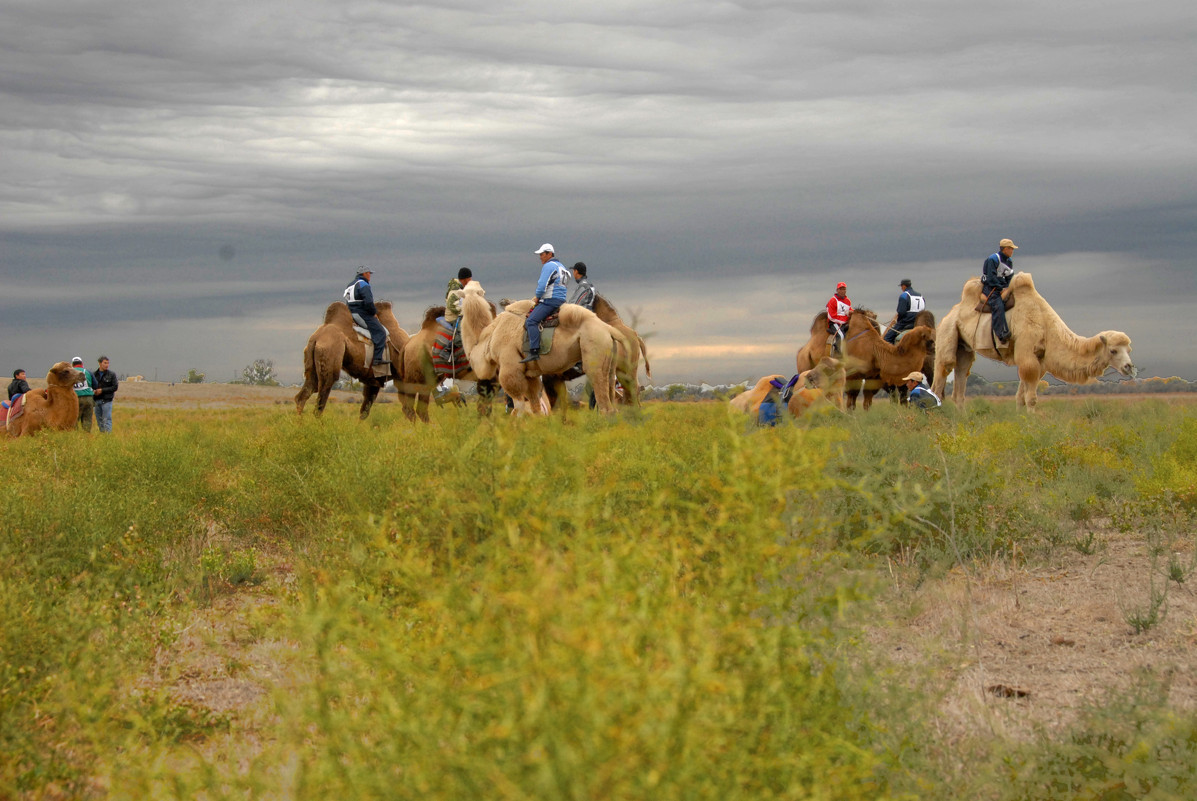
left=871, top=526, right=1197, bottom=742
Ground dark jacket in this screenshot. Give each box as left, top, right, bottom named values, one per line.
left=94, top=369, right=119, bottom=402
left=343, top=275, right=378, bottom=316
left=7, top=377, right=30, bottom=400
left=895, top=289, right=925, bottom=329
left=982, top=253, right=1014, bottom=289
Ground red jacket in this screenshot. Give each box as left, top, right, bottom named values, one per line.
left=827, top=294, right=852, bottom=325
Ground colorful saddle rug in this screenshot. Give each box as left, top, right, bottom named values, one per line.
left=432, top=318, right=471, bottom=378
left=2, top=392, right=29, bottom=428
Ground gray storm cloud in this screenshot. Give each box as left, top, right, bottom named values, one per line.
left=1, top=0, right=1193, bottom=383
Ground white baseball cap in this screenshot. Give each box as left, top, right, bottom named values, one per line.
left=533, top=243, right=555, bottom=255
left=71, top=356, right=84, bottom=365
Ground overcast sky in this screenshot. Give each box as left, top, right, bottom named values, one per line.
left=2, top=0, right=1193, bottom=386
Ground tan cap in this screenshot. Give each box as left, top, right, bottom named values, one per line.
left=999, top=238, right=1018, bottom=249
left=903, top=371, right=925, bottom=384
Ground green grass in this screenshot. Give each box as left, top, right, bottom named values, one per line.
left=2, top=399, right=1196, bottom=799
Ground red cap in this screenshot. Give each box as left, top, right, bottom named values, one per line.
left=836, top=282, right=846, bottom=290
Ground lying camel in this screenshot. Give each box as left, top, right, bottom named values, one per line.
left=729, top=374, right=786, bottom=417
left=6, top=362, right=79, bottom=438
left=788, top=357, right=847, bottom=418
left=932, top=273, right=1135, bottom=411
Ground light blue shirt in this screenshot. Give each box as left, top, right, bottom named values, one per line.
left=535, top=259, right=569, bottom=302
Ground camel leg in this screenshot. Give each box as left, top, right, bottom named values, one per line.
left=295, top=343, right=318, bottom=415
left=295, top=383, right=313, bottom=415
left=951, top=346, right=975, bottom=408
left=359, top=384, right=380, bottom=420
left=1015, top=355, right=1044, bottom=413
left=475, top=379, right=496, bottom=417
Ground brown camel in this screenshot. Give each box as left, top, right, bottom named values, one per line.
left=932, top=272, right=1135, bottom=411
left=591, top=295, right=652, bottom=404
left=797, top=307, right=936, bottom=407
left=838, top=313, right=935, bottom=411
left=6, top=362, right=79, bottom=438
left=459, top=282, right=621, bottom=414
left=399, top=305, right=500, bottom=422
left=294, top=301, right=411, bottom=420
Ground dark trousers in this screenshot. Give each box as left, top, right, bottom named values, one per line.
left=354, top=311, right=388, bottom=362
left=525, top=298, right=563, bottom=352
left=883, top=325, right=909, bottom=345
left=986, top=289, right=1009, bottom=341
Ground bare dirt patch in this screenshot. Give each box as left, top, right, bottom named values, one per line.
left=872, top=526, right=1197, bottom=742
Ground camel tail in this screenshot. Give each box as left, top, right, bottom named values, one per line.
left=637, top=333, right=652, bottom=379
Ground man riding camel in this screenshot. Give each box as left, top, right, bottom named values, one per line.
left=884, top=279, right=926, bottom=344
left=343, top=266, right=388, bottom=368
left=826, top=281, right=852, bottom=356
left=521, top=243, right=569, bottom=363
left=982, top=238, right=1017, bottom=345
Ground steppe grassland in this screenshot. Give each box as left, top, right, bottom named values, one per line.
left=2, top=397, right=1196, bottom=800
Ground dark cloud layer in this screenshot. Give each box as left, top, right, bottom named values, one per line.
left=2, top=1, right=1193, bottom=384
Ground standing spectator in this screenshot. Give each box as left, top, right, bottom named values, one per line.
left=568, top=262, right=596, bottom=311
left=7, top=369, right=30, bottom=400
left=71, top=356, right=97, bottom=431
left=93, top=355, right=119, bottom=433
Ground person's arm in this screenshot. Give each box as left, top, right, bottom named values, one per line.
left=108, top=373, right=119, bottom=398
left=534, top=264, right=552, bottom=300
left=981, top=255, right=995, bottom=286
left=359, top=281, right=378, bottom=315
left=896, top=293, right=910, bottom=317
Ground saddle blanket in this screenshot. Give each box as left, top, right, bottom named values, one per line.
left=521, top=324, right=557, bottom=357
left=432, top=319, right=470, bottom=378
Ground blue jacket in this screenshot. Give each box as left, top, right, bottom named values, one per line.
left=343, top=275, right=378, bottom=316
left=534, top=259, right=569, bottom=302
left=982, top=253, right=1014, bottom=289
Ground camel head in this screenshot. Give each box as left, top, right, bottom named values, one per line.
left=1096, top=331, right=1136, bottom=378
left=46, top=361, right=76, bottom=388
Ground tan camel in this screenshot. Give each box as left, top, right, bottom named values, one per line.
left=591, top=295, right=652, bottom=403
left=459, top=282, right=621, bottom=414
left=6, top=362, right=79, bottom=438
left=294, top=301, right=411, bottom=420
left=932, top=272, right=1135, bottom=411
left=788, top=357, right=847, bottom=418
left=729, top=374, right=786, bottom=416
left=399, top=305, right=500, bottom=422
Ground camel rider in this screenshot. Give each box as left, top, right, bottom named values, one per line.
left=982, top=238, right=1017, bottom=344
left=884, top=279, right=926, bottom=344
left=569, top=262, right=596, bottom=311
left=344, top=267, right=388, bottom=366
left=826, top=282, right=852, bottom=356
left=436, top=268, right=473, bottom=398
left=521, top=243, right=569, bottom=363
